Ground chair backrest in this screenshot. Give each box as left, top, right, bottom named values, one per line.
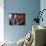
left=32, top=25, right=46, bottom=46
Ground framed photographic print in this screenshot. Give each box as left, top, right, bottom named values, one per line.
left=9, top=13, right=25, bottom=25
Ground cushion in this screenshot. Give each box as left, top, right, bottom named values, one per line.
left=17, top=37, right=25, bottom=46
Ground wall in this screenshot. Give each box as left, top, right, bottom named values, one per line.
left=40, top=0, right=46, bottom=27
left=40, top=0, right=46, bottom=45
left=4, top=0, right=40, bottom=42
left=0, top=0, right=4, bottom=42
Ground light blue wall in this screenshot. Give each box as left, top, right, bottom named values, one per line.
left=4, top=0, right=40, bottom=42
left=40, top=0, right=46, bottom=44
left=40, top=0, right=46, bottom=27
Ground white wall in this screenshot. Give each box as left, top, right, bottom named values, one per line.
left=0, top=0, right=4, bottom=42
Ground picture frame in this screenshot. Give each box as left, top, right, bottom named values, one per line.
left=9, top=13, right=25, bottom=25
